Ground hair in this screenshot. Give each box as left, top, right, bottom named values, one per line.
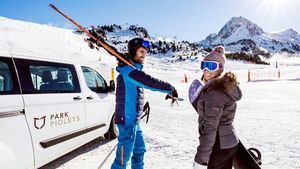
left=201, top=70, right=222, bottom=83
left=129, top=45, right=142, bottom=58
left=207, top=72, right=239, bottom=92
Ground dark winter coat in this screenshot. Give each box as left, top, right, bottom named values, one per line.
left=194, top=72, right=242, bottom=165
left=114, top=63, right=175, bottom=126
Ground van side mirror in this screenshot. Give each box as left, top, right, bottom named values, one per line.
left=107, top=80, right=115, bottom=92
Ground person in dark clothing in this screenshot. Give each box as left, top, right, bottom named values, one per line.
left=193, top=46, right=242, bottom=169
left=111, top=37, right=178, bottom=169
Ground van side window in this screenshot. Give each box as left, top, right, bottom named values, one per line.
left=82, top=67, right=97, bottom=90
left=0, top=57, right=20, bottom=94
left=95, top=71, right=106, bottom=89
left=0, top=60, right=13, bottom=92
left=29, top=66, right=75, bottom=92
left=15, top=58, right=80, bottom=94
left=81, top=66, right=107, bottom=93
left=0, top=75, right=4, bottom=91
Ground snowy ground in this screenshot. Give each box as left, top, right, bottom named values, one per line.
left=41, top=60, right=300, bottom=169
left=1, top=16, right=299, bottom=169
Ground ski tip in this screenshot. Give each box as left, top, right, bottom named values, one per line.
left=48, top=3, right=55, bottom=8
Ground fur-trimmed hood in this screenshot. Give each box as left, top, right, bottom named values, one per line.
left=203, top=71, right=242, bottom=101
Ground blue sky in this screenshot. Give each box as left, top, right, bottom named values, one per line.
left=1, top=0, right=300, bottom=42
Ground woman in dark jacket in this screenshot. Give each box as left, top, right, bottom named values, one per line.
left=193, top=46, right=242, bottom=169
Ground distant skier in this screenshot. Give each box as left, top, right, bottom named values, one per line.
left=111, top=37, right=178, bottom=169
left=192, top=46, right=242, bottom=169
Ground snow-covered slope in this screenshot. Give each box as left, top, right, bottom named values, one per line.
left=40, top=62, right=300, bottom=169
left=0, top=16, right=118, bottom=80
left=200, top=16, right=300, bottom=54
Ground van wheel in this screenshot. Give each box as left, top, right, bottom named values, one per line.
left=104, top=114, right=118, bottom=140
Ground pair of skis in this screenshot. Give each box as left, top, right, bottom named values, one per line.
left=49, top=4, right=134, bottom=68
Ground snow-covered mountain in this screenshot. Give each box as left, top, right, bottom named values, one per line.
left=83, top=24, right=204, bottom=62
left=200, top=16, right=300, bottom=55
left=2, top=15, right=299, bottom=66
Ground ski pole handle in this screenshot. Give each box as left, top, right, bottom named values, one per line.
left=166, top=94, right=184, bottom=107
left=166, top=94, right=184, bottom=101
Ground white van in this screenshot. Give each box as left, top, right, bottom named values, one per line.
left=0, top=53, right=117, bottom=169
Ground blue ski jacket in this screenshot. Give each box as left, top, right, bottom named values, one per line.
left=114, top=63, right=175, bottom=126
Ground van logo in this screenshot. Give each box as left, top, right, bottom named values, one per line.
left=34, top=116, right=46, bottom=129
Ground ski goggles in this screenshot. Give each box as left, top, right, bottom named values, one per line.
left=142, top=40, right=151, bottom=49
left=200, top=61, right=222, bottom=72
left=132, top=38, right=151, bottom=50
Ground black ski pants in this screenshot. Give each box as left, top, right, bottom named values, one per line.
left=208, top=133, right=238, bottom=169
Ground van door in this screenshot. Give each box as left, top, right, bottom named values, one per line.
left=81, top=66, right=114, bottom=139
left=14, top=58, right=86, bottom=168
left=0, top=56, right=34, bottom=169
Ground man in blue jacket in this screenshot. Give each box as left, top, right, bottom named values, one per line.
left=111, top=38, right=178, bottom=169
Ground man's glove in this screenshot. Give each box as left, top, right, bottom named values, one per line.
left=141, top=101, right=150, bottom=123
left=165, top=89, right=178, bottom=104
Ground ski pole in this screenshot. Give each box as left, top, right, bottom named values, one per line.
left=48, top=3, right=135, bottom=67
left=97, top=143, right=118, bottom=169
